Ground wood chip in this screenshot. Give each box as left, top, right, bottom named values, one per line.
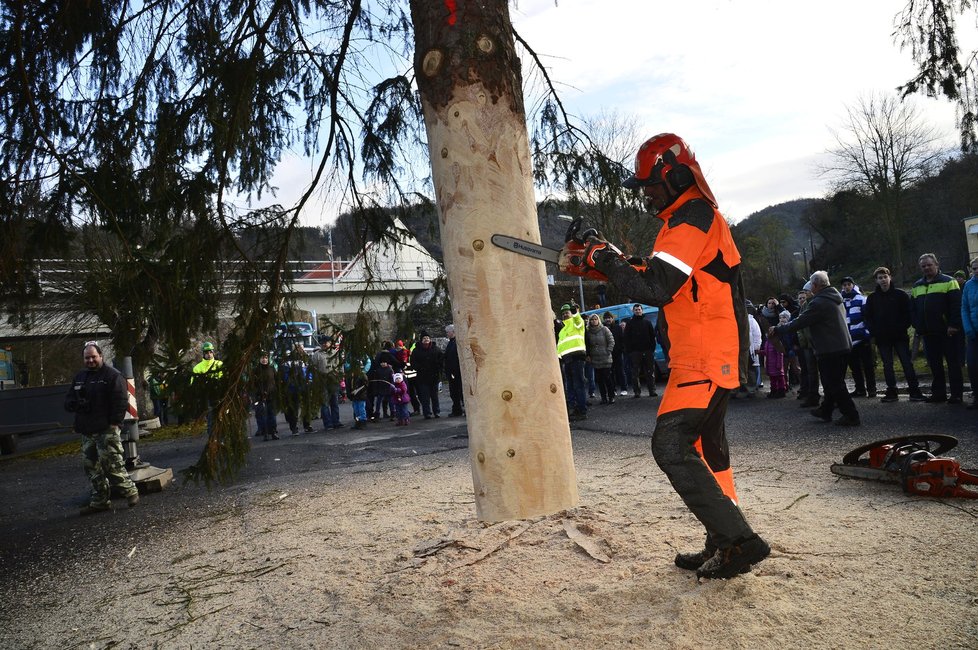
left=562, top=519, right=611, bottom=563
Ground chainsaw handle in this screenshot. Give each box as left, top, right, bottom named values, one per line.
left=564, top=217, right=584, bottom=243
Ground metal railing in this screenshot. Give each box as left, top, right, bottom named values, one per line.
left=22, top=257, right=444, bottom=293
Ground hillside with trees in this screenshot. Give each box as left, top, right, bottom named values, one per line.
left=731, top=151, right=978, bottom=300
left=315, top=143, right=978, bottom=307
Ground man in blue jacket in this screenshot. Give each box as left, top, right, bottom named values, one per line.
left=911, top=253, right=964, bottom=404
left=961, top=256, right=978, bottom=409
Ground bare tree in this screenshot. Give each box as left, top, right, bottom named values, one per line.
left=574, top=110, right=659, bottom=254
left=819, top=92, right=944, bottom=278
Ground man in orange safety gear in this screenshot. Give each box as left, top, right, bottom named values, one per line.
left=559, top=133, right=769, bottom=579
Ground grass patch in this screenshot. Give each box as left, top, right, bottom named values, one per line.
left=141, top=420, right=206, bottom=442
left=11, top=421, right=206, bottom=462
left=19, top=440, right=80, bottom=461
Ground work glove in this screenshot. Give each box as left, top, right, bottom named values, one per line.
left=559, top=232, right=629, bottom=281
left=558, top=239, right=608, bottom=280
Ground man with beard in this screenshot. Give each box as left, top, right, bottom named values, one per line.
left=560, top=133, right=769, bottom=579
left=65, top=343, right=140, bottom=515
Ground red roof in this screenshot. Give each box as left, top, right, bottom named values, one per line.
left=301, top=260, right=350, bottom=280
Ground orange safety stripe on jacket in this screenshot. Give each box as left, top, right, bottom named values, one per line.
left=651, top=197, right=743, bottom=389
left=658, top=367, right=738, bottom=504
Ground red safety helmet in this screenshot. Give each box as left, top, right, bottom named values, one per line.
left=622, top=133, right=717, bottom=209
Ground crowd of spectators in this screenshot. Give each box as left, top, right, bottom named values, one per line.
left=188, top=249, right=976, bottom=441
left=739, top=253, right=977, bottom=423
left=239, top=325, right=466, bottom=440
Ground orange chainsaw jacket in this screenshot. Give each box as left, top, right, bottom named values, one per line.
left=594, top=187, right=748, bottom=389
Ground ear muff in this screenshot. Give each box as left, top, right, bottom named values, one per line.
left=667, top=164, right=694, bottom=191
left=663, top=149, right=694, bottom=191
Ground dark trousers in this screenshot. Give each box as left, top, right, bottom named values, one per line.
left=320, top=389, right=341, bottom=428
left=447, top=376, right=464, bottom=414
left=652, top=386, right=753, bottom=547
left=876, top=338, right=920, bottom=392
left=406, top=378, right=421, bottom=413
left=628, top=349, right=657, bottom=395
left=799, top=348, right=819, bottom=398
left=594, top=367, right=615, bottom=402
left=922, top=333, right=964, bottom=398
left=966, top=336, right=978, bottom=398
left=283, top=392, right=310, bottom=432
left=847, top=343, right=876, bottom=394
left=563, top=356, right=588, bottom=413
left=415, top=378, right=441, bottom=417
left=611, top=352, right=627, bottom=392
left=254, top=397, right=277, bottom=434
left=817, top=351, right=858, bottom=419
left=372, top=393, right=392, bottom=418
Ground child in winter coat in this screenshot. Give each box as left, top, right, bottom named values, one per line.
left=763, top=312, right=790, bottom=398
left=392, top=373, right=412, bottom=426
left=346, top=366, right=369, bottom=429
left=371, top=359, right=395, bottom=421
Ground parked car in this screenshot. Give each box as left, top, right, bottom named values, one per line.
left=581, top=303, right=669, bottom=376
left=273, top=322, right=318, bottom=357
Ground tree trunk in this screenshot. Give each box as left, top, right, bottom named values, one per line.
left=410, top=0, right=578, bottom=521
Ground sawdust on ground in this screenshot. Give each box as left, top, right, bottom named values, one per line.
left=2, top=432, right=976, bottom=649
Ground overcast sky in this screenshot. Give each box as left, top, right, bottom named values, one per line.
left=266, top=1, right=970, bottom=227
left=511, top=0, right=966, bottom=223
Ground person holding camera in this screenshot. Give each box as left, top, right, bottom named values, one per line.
left=65, top=342, right=140, bottom=515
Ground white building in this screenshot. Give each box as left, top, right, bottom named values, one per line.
left=294, top=218, right=445, bottom=323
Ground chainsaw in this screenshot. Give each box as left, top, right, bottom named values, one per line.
left=830, top=434, right=978, bottom=498
left=490, top=217, right=609, bottom=280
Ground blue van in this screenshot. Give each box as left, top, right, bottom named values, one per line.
left=582, top=303, right=668, bottom=375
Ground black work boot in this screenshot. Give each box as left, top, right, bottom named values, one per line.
left=880, top=388, right=899, bottom=403
left=696, top=535, right=770, bottom=579
left=809, top=407, right=832, bottom=422
left=80, top=502, right=112, bottom=516
left=675, top=538, right=717, bottom=571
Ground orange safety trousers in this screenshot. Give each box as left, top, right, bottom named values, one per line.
left=657, top=367, right=739, bottom=504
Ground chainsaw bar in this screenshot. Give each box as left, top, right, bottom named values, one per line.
left=829, top=463, right=898, bottom=483
left=490, top=234, right=561, bottom=265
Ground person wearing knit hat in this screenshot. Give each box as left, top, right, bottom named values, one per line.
left=410, top=331, right=442, bottom=419
left=556, top=302, right=588, bottom=420
left=391, top=372, right=412, bottom=425
left=840, top=275, right=876, bottom=398
left=191, top=340, right=224, bottom=437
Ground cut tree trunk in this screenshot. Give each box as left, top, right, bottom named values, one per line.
left=411, top=0, right=578, bottom=521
